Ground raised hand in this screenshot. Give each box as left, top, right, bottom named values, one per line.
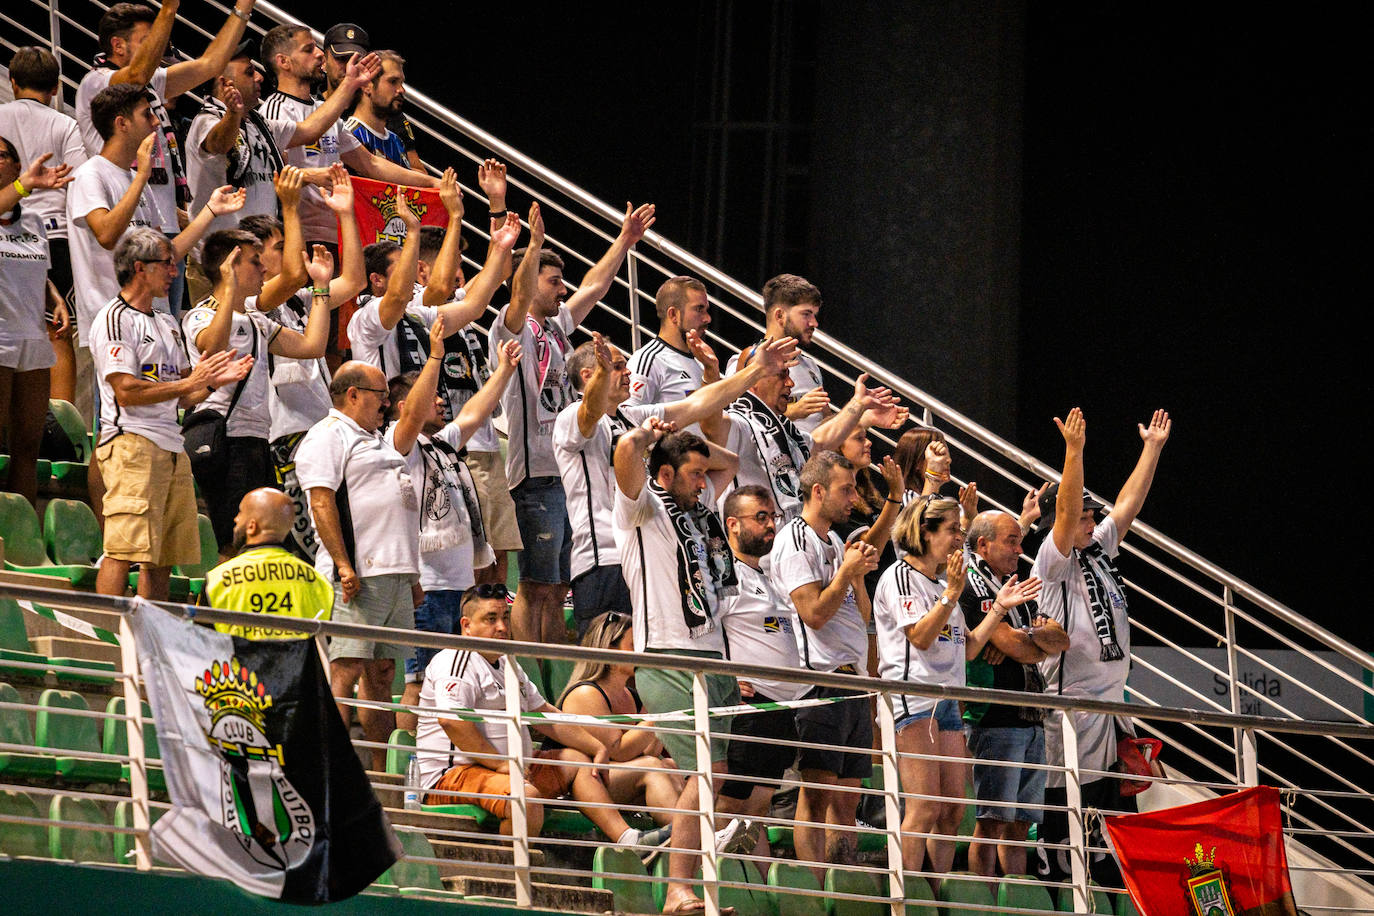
left=273, top=165, right=304, bottom=209
left=958, top=481, right=978, bottom=520
left=924, top=439, right=951, bottom=479
left=944, top=548, right=968, bottom=596
left=439, top=167, right=462, bottom=219
left=477, top=158, right=507, bottom=210
left=527, top=201, right=544, bottom=248
left=428, top=314, right=447, bottom=358
left=1139, top=409, right=1171, bottom=447
left=878, top=454, right=904, bottom=498
left=995, top=574, right=1043, bottom=609
left=304, top=243, right=334, bottom=287
left=320, top=163, right=354, bottom=213
left=685, top=329, right=720, bottom=378
left=643, top=415, right=676, bottom=440
left=754, top=335, right=799, bottom=375
left=865, top=399, right=908, bottom=429
left=208, top=185, right=247, bottom=215
left=591, top=331, right=614, bottom=373
left=790, top=387, right=830, bottom=418
left=396, top=187, right=421, bottom=231
left=17, top=153, right=74, bottom=192
left=1054, top=406, right=1085, bottom=450
left=223, top=82, right=244, bottom=115
left=134, top=133, right=157, bottom=177
left=216, top=245, right=242, bottom=295
left=343, top=52, right=382, bottom=92
left=491, top=211, right=521, bottom=250
left=1021, top=482, right=1049, bottom=526
left=497, top=338, right=522, bottom=369
left=621, top=202, right=655, bottom=243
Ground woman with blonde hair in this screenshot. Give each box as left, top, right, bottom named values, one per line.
left=873, top=496, right=1041, bottom=882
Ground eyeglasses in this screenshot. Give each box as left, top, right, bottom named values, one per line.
left=736, top=511, right=783, bottom=525
left=138, top=257, right=173, bottom=267
left=351, top=385, right=388, bottom=397
left=461, top=583, right=509, bottom=608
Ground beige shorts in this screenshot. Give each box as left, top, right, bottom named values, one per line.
left=97, top=434, right=200, bottom=567
left=327, top=572, right=416, bottom=661
left=464, top=449, right=522, bottom=552
left=0, top=338, right=56, bottom=373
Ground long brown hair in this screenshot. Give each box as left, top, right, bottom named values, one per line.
left=559, top=611, right=634, bottom=705
left=893, top=427, right=947, bottom=492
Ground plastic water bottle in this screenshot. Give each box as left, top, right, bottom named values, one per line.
left=404, top=753, right=421, bottom=810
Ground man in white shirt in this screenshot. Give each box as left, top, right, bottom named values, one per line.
left=491, top=199, right=655, bottom=645
left=295, top=360, right=421, bottom=771
left=725, top=273, right=830, bottom=434
left=611, top=421, right=746, bottom=915
left=624, top=276, right=712, bottom=409
left=1031, top=407, right=1170, bottom=884
left=89, top=228, right=251, bottom=600
left=770, top=450, right=879, bottom=870
left=0, top=47, right=87, bottom=307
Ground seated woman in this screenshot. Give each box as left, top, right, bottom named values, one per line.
left=558, top=611, right=684, bottom=839
left=874, top=496, right=1041, bottom=884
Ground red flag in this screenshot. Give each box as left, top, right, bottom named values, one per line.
left=1104, top=785, right=1297, bottom=916
left=336, top=177, right=449, bottom=350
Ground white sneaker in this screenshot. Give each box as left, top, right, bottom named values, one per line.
left=714, top=818, right=759, bottom=855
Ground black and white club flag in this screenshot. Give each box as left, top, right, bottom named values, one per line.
left=129, top=599, right=400, bottom=902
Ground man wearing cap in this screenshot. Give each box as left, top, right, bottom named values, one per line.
left=1031, top=407, right=1171, bottom=884
left=322, top=24, right=425, bottom=174
left=343, top=50, right=417, bottom=172
left=185, top=38, right=379, bottom=239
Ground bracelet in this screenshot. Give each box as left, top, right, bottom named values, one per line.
left=428, top=354, right=441, bottom=361
left=924, top=470, right=949, bottom=481
left=207, top=205, right=218, bottom=217
left=310, top=286, right=330, bottom=297
left=231, top=6, right=251, bottom=21
left=489, top=208, right=508, bottom=219
left=885, top=497, right=902, bottom=505
left=12, top=179, right=32, bottom=198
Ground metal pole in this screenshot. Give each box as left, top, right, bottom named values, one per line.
left=118, top=615, right=152, bottom=870
left=1060, top=710, right=1090, bottom=913
left=876, top=692, right=904, bottom=916
left=503, top=654, right=532, bottom=906
left=692, top=670, right=719, bottom=916
left=47, top=0, right=66, bottom=110
left=627, top=251, right=642, bottom=351
left=1223, top=586, right=1245, bottom=783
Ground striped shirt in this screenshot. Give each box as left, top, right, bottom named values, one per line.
left=89, top=296, right=191, bottom=452
left=344, top=116, right=408, bottom=168
left=625, top=336, right=703, bottom=407
left=769, top=516, right=867, bottom=673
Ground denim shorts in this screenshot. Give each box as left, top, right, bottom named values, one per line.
left=511, top=475, right=572, bottom=585
left=966, top=724, right=1046, bottom=824
left=406, top=589, right=464, bottom=683
left=895, top=698, right=963, bottom=733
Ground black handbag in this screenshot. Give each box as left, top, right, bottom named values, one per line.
left=182, top=316, right=255, bottom=480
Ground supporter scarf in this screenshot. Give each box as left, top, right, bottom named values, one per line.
left=647, top=479, right=737, bottom=640
left=726, top=391, right=809, bottom=517
left=416, top=434, right=486, bottom=555
left=967, top=552, right=1046, bottom=722
left=95, top=54, right=190, bottom=207
left=393, top=311, right=429, bottom=376
left=1078, top=541, right=1126, bottom=661
left=196, top=97, right=285, bottom=196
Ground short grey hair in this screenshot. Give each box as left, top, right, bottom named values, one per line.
left=113, top=228, right=171, bottom=286
left=966, top=510, right=1013, bottom=550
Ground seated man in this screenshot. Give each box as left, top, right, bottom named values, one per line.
left=415, top=584, right=670, bottom=852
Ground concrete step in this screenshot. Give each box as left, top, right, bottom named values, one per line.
left=430, top=838, right=546, bottom=879
left=384, top=806, right=483, bottom=837
left=22, top=604, right=121, bottom=643
left=30, top=635, right=120, bottom=668
left=440, top=876, right=612, bottom=912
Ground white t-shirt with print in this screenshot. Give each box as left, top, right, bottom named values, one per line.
left=416, top=648, right=545, bottom=787
left=182, top=301, right=283, bottom=440
left=89, top=296, right=190, bottom=453
left=625, top=336, right=703, bottom=408
left=724, top=411, right=813, bottom=523
left=75, top=67, right=179, bottom=233
left=347, top=286, right=438, bottom=379
left=718, top=556, right=808, bottom=702
left=185, top=109, right=295, bottom=235
left=0, top=206, right=51, bottom=342
left=263, top=291, right=332, bottom=441
left=295, top=408, right=420, bottom=581
left=553, top=401, right=661, bottom=581
left=66, top=155, right=164, bottom=345
left=490, top=303, right=576, bottom=486
left=0, top=98, right=88, bottom=239
left=258, top=91, right=361, bottom=242
left=770, top=516, right=867, bottom=674
left=873, top=559, right=967, bottom=718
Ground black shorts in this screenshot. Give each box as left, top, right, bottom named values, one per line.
left=570, top=564, right=631, bottom=638
left=721, top=696, right=799, bottom=800
left=795, top=680, right=873, bottom=781
left=200, top=436, right=277, bottom=549
left=46, top=238, right=74, bottom=315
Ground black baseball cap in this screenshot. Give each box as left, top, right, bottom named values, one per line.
left=323, top=23, right=369, bottom=57
left=1037, top=482, right=1104, bottom=530
left=229, top=38, right=256, bottom=61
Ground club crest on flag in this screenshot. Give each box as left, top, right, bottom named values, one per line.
left=196, top=657, right=317, bottom=870
left=368, top=184, right=430, bottom=243
left=1185, top=844, right=1238, bottom=916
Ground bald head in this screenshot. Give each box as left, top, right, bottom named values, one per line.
left=231, top=488, right=296, bottom=553
left=329, top=360, right=389, bottom=431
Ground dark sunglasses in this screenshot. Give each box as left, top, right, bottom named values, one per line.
left=461, top=583, right=509, bottom=608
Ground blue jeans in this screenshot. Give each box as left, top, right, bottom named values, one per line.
left=896, top=698, right=963, bottom=732
left=966, top=724, right=1047, bottom=824
left=406, top=589, right=464, bottom=682
left=511, top=475, right=571, bottom=585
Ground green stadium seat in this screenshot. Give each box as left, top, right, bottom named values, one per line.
left=112, top=800, right=165, bottom=863
left=173, top=514, right=218, bottom=600
left=48, top=793, right=117, bottom=863
left=592, top=845, right=659, bottom=914
left=101, top=696, right=165, bottom=792
left=0, top=493, right=97, bottom=587
left=768, top=860, right=827, bottom=916
left=1055, top=882, right=1115, bottom=913
left=420, top=802, right=497, bottom=830
left=825, top=866, right=885, bottom=916
left=541, top=804, right=599, bottom=836
left=42, top=499, right=102, bottom=566
left=46, top=399, right=91, bottom=493
left=999, top=874, right=1055, bottom=913
left=0, top=790, right=48, bottom=857
left=34, top=610, right=117, bottom=685
left=903, top=874, right=938, bottom=916
left=937, top=871, right=996, bottom=916
left=716, top=856, right=774, bottom=916
left=544, top=657, right=576, bottom=705
left=33, top=688, right=124, bottom=782
left=0, top=681, right=55, bottom=779
left=1116, top=890, right=1140, bottom=915
left=385, top=728, right=416, bottom=776
left=380, top=827, right=463, bottom=896
left=0, top=598, right=47, bottom=680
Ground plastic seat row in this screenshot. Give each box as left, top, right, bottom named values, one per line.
left=0, top=400, right=91, bottom=496
left=0, top=682, right=162, bottom=787
left=0, top=598, right=117, bottom=684
left=0, top=788, right=162, bottom=864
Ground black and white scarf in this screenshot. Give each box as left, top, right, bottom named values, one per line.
left=197, top=96, right=286, bottom=196
left=96, top=54, right=190, bottom=207
left=416, top=434, right=486, bottom=555
left=647, top=479, right=737, bottom=640
left=1077, top=542, right=1126, bottom=662
left=968, top=552, right=1046, bottom=722
left=726, top=391, right=810, bottom=517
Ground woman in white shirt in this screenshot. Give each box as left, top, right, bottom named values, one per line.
left=873, top=495, right=1040, bottom=882
left=0, top=144, right=72, bottom=505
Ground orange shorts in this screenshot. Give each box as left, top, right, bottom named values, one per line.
left=426, top=749, right=569, bottom=819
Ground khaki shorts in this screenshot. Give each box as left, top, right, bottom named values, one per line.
left=464, top=448, right=522, bottom=552
left=327, top=572, right=416, bottom=661
left=426, top=749, right=569, bottom=818
left=97, top=434, right=200, bottom=567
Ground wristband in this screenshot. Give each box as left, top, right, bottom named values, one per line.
left=885, top=497, right=902, bottom=505
left=12, top=179, right=32, bottom=198
left=231, top=6, right=251, bottom=21
left=924, top=470, right=949, bottom=482
left=428, top=354, right=441, bottom=362
left=489, top=208, right=508, bottom=219
left=310, top=286, right=330, bottom=297
left=207, top=205, right=218, bottom=217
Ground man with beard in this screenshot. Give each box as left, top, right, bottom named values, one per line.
left=625, top=276, right=714, bottom=409
left=727, top=273, right=830, bottom=434
left=320, top=24, right=425, bottom=173
left=205, top=487, right=335, bottom=640
left=344, top=51, right=414, bottom=170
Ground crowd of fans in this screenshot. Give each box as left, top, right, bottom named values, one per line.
left=0, top=4, right=1172, bottom=911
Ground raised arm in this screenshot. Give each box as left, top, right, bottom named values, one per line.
left=321, top=166, right=367, bottom=301
left=192, top=246, right=243, bottom=355
left=436, top=211, right=520, bottom=329
left=790, top=540, right=878, bottom=630
left=860, top=456, right=906, bottom=549
left=256, top=167, right=309, bottom=310
left=171, top=185, right=247, bottom=261
left=704, top=438, right=740, bottom=495
left=422, top=168, right=463, bottom=307
left=1108, top=409, right=1170, bottom=538
left=663, top=335, right=799, bottom=433
left=339, top=145, right=439, bottom=188
left=564, top=202, right=655, bottom=326
left=374, top=190, right=423, bottom=330
left=287, top=53, right=380, bottom=148
left=613, top=416, right=671, bottom=501
left=108, top=0, right=178, bottom=88
left=84, top=135, right=155, bottom=249
left=163, top=0, right=256, bottom=99
left=391, top=316, right=447, bottom=456
left=812, top=373, right=904, bottom=452
left=576, top=333, right=616, bottom=438
left=269, top=246, right=333, bottom=359
left=454, top=339, right=522, bottom=445
left=1, top=154, right=74, bottom=214
left=502, top=201, right=542, bottom=334
left=1050, top=407, right=1086, bottom=556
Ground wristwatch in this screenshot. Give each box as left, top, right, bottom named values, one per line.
left=937, top=595, right=953, bottom=609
